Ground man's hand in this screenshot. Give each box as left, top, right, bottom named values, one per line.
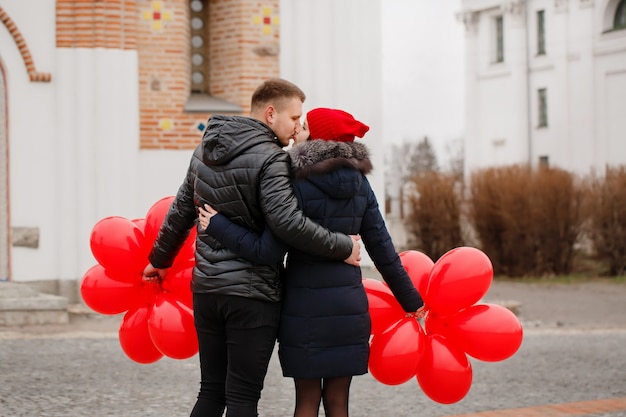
left=142, top=263, right=167, bottom=284
left=343, top=234, right=361, bottom=266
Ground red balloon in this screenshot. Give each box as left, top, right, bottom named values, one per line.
left=447, top=303, right=523, bottom=362
left=106, top=270, right=144, bottom=286
left=161, top=266, right=194, bottom=308
left=363, top=278, right=404, bottom=336
left=416, top=334, right=473, bottom=404
left=148, top=293, right=198, bottom=359
left=80, top=265, right=147, bottom=315
left=363, top=278, right=392, bottom=298
left=172, top=227, right=197, bottom=268
left=426, top=247, right=493, bottom=316
left=144, top=196, right=175, bottom=246
left=119, top=305, right=163, bottom=364
left=131, top=218, right=153, bottom=268
left=132, top=218, right=146, bottom=230
left=369, top=318, right=425, bottom=385
left=90, top=216, right=147, bottom=275
left=399, top=250, right=433, bottom=297
left=423, top=312, right=455, bottom=341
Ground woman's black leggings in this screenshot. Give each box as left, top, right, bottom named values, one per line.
left=293, top=376, right=353, bottom=417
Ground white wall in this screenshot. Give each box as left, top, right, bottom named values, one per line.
left=52, top=47, right=149, bottom=280
left=381, top=0, right=465, bottom=157
left=1, top=0, right=58, bottom=281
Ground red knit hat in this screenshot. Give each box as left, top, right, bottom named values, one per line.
left=306, top=108, right=370, bottom=143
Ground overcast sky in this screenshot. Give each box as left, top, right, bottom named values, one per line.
left=382, top=0, right=465, bottom=162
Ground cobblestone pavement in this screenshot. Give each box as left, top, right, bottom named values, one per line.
left=1, top=280, right=626, bottom=417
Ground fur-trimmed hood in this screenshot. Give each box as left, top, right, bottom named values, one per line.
left=286, top=140, right=373, bottom=200
left=287, top=140, right=373, bottom=180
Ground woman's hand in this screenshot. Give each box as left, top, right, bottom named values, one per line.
left=198, top=203, right=217, bottom=230
left=406, top=305, right=427, bottom=320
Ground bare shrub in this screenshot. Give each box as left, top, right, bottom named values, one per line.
left=469, top=165, right=534, bottom=276
left=585, top=166, right=626, bottom=276
left=405, top=171, right=464, bottom=261
left=532, top=167, right=584, bottom=275
left=468, top=165, right=583, bottom=276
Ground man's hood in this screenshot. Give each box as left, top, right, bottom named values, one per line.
left=202, top=115, right=279, bottom=166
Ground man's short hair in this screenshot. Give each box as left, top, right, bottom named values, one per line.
left=251, top=78, right=306, bottom=113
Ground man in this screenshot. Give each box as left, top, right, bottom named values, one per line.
left=142, top=78, right=361, bottom=417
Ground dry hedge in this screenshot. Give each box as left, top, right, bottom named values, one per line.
left=584, top=166, right=626, bottom=276
left=467, top=165, right=584, bottom=276
left=405, top=171, right=463, bottom=261
left=402, top=164, right=626, bottom=277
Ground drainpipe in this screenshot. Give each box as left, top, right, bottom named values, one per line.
left=524, top=0, right=533, bottom=167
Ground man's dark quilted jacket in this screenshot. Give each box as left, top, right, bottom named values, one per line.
left=148, top=115, right=353, bottom=302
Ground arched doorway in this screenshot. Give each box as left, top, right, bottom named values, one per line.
left=0, top=59, right=9, bottom=281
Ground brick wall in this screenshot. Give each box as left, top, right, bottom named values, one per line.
left=136, top=0, right=281, bottom=149
left=56, top=0, right=138, bottom=49
left=56, top=0, right=281, bottom=150
left=208, top=1, right=281, bottom=113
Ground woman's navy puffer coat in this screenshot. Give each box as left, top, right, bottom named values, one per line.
left=280, top=140, right=423, bottom=378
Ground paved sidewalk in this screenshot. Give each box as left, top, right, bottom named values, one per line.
left=1, top=321, right=625, bottom=417
left=1, top=280, right=625, bottom=417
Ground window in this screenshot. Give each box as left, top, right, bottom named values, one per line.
left=184, top=1, right=241, bottom=112
left=495, top=16, right=504, bottom=63
left=537, top=10, right=546, bottom=55
left=616, top=0, right=626, bottom=30
left=190, top=0, right=209, bottom=94
left=538, top=88, right=548, bottom=127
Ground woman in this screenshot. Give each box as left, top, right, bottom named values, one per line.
left=199, top=108, right=425, bottom=417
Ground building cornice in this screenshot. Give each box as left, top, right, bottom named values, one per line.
left=456, top=10, right=480, bottom=33
left=500, top=0, right=526, bottom=15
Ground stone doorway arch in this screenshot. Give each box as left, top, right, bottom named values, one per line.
left=0, top=59, right=9, bottom=281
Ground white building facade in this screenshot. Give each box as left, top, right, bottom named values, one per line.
left=459, top=0, right=626, bottom=177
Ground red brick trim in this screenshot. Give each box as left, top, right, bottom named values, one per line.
left=0, top=6, right=52, bottom=83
